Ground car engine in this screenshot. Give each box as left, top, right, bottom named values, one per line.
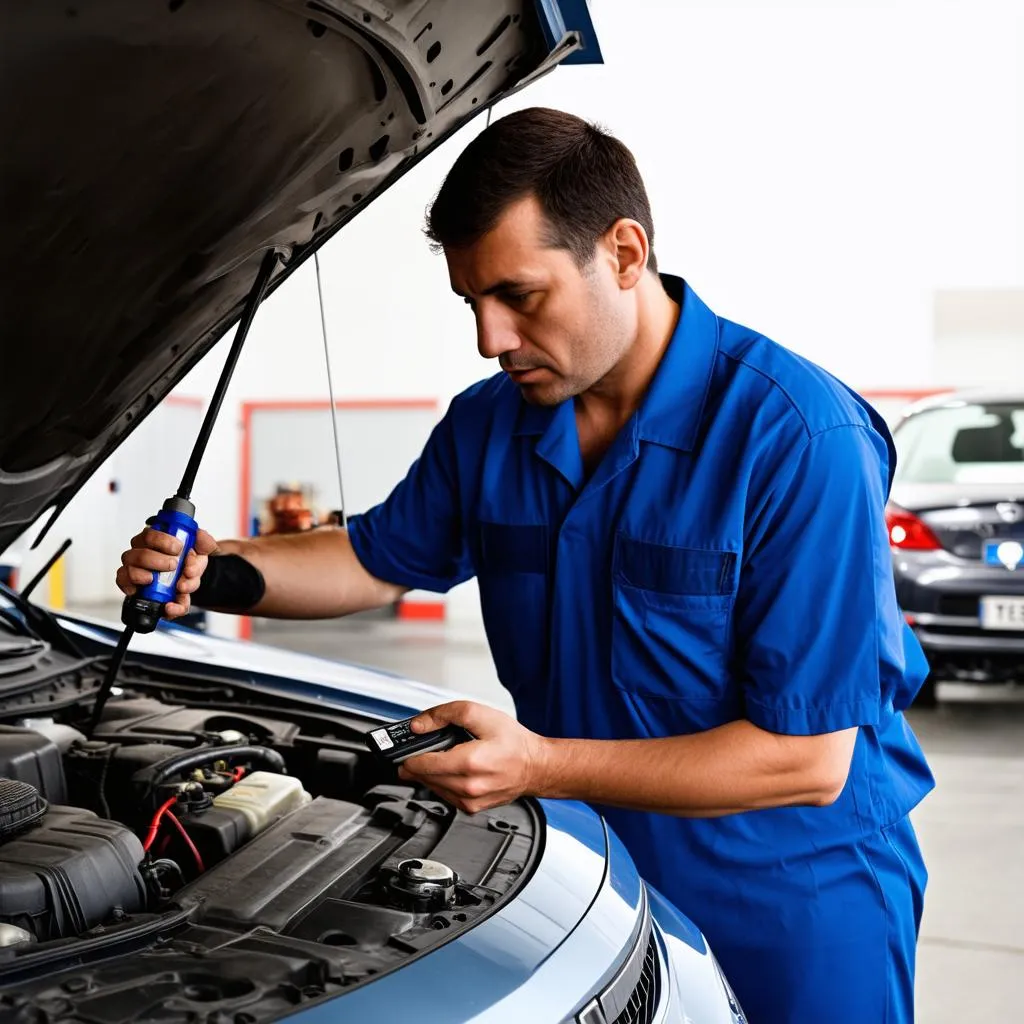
left=0, top=670, right=538, bottom=1020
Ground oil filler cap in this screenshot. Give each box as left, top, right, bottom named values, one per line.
left=390, top=858, right=457, bottom=912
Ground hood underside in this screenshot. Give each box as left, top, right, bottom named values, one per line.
left=0, top=0, right=598, bottom=551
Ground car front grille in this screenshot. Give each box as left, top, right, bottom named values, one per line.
left=923, top=650, right=1022, bottom=682
left=609, top=934, right=660, bottom=1024
left=575, top=888, right=663, bottom=1024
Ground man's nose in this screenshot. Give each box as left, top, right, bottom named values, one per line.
left=476, top=304, right=520, bottom=360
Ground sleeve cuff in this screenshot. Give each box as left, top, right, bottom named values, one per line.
left=346, top=515, right=457, bottom=595
left=744, top=693, right=880, bottom=735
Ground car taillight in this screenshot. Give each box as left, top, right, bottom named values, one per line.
left=885, top=506, right=942, bottom=550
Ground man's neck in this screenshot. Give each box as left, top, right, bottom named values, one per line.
left=577, top=273, right=681, bottom=432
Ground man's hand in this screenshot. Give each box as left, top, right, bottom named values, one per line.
left=397, top=701, right=551, bottom=814
left=116, top=527, right=220, bottom=619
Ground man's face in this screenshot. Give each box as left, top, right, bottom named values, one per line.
left=445, top=196, right=635, bottom=406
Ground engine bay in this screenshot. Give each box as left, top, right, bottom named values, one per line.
left=0, top=662, right=539, bottom=1020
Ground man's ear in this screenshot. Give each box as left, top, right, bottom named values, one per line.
left=606, top=218, right=649, bottom=290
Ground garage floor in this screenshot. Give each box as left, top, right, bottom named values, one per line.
left=254, top=616, right=1023, bottom=1024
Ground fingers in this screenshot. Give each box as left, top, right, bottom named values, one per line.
left=400, top=767, right=487, bottom=798
left=115, top=566, right=137, bottom=597
left=123, top=548, right=180, bottom=574
left=406, top=779, right=465, bottom=808
left=118, top=547, right=177, bottom=595
left=119, top=562, right=173, bottom=588
left=119, top=527, right=212, bottom=598
left=176, top=550, right=208, bottom=597
left=116, top=524, right=216, bottom=620
left=179, top=549, right=208, bottom=580
left=164, top=596, right=191, bottom=619
left=401, top=745, right=476, bottom=778
left=396, top=771, right=501, bottom=815
left=130, top=528, right=184, bottom=556
left=115, top=562, right=190, bottom=620
left=409, top=701, right=469, bottom=733
left=411, top=700, right=498, bottom=737
left=192, top=529, right=219, bottom=556
left=175, top=573, right=203, bottom=596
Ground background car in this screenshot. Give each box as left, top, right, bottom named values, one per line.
left=886, top=389, right=1024, bottom=705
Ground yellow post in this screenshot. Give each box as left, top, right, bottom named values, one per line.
left=47, top=556, right=66, bottom=610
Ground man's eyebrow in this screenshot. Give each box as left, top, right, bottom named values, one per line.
left=454, top=278, right=535, bottom=299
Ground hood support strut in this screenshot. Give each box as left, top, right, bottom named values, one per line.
left=177, top=249, right=281, bottom=500
left=87, top=249, right=282, bottom=736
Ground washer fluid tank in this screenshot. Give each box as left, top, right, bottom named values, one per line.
left=212, top=771, right=310, bottom=836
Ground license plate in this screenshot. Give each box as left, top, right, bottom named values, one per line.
left=979, top=596, right=1024, bottom=630
left=983, top=539, right=1024, bottom=570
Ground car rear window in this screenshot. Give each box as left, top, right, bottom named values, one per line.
left=893, top=401, right=1024, bottom=485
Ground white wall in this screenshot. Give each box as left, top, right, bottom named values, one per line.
left=933, top=288, right=1024, bottom=388
left=9, top=0, right=1021, bottom=631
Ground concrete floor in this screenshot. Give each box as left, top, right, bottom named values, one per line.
left=254, top=616, right=1023, bottom=1024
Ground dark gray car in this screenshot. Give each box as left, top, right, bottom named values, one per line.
left=887, top=389, right=1024, bottom=705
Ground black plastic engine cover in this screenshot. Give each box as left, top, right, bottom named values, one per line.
left=0, top=726, right=66, bottom=803
left=182, top=806, right=252, bottom=868
left=91, top=698, right=299, bottom=748
left=0, top=805, right=146, bottom=940
left=176, top=797, right=404, bottom=930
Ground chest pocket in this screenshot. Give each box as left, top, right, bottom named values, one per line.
left=611, top=534, right=737, bottom=706
left=475, top=522, right=550, bottom=695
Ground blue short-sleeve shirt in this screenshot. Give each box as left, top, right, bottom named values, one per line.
left=348, top=276, right=935, bottom=1018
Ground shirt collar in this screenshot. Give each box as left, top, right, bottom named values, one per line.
left=636, top=275, right=720, bottom=452
left=514, top=397, right=583, bottom=489
left=512, top=274, right=721, bottom=455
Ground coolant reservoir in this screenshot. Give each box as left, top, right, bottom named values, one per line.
left=212, top=771, right=310, bottom=835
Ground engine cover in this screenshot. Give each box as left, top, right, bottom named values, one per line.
left=0, top=726, right=66, bottom=803
left=176, top=796, right=383, bottom=930
left=0, top=805, right=146, bottom=941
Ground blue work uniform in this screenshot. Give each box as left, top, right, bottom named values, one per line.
left=348, top=276, right=935, bottom=1023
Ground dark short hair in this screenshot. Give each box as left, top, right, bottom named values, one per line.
left=426, top=107, right=657, bottom=273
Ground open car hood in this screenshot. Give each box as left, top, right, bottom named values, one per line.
left=0, top=0, right=600, bottom=551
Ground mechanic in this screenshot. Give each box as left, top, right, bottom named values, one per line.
left=118, top=107, right=935, bottom=1023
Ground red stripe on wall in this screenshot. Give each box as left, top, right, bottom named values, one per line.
left=858, top=388, right=951, bottom=401
left=396, top=601, right=446, bottom=621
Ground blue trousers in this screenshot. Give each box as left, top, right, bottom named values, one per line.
left=700, top=816, right=927, bottom=1024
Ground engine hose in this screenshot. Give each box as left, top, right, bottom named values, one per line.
left=133, top=744, right=286, bottom=799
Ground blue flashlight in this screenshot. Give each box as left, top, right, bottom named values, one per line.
left=122, top=496, right=199, bottom=634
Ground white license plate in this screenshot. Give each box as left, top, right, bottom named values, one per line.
left=979, top=596, right=1024, bottom=630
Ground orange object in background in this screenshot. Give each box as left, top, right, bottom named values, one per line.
left=261, top=485, right=317, bottom=535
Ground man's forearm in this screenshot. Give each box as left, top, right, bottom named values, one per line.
left=535, top=720, right=857, bottom=817
left=213, top=529, right=406, bottom=619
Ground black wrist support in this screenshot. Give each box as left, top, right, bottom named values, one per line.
left=191, top=553, right=266, bottom=611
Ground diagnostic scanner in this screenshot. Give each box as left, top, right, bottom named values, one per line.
left=365, top=718, right=472, bottom=765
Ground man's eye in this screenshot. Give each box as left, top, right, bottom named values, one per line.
left=505, top=292, right=532, bottom=305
